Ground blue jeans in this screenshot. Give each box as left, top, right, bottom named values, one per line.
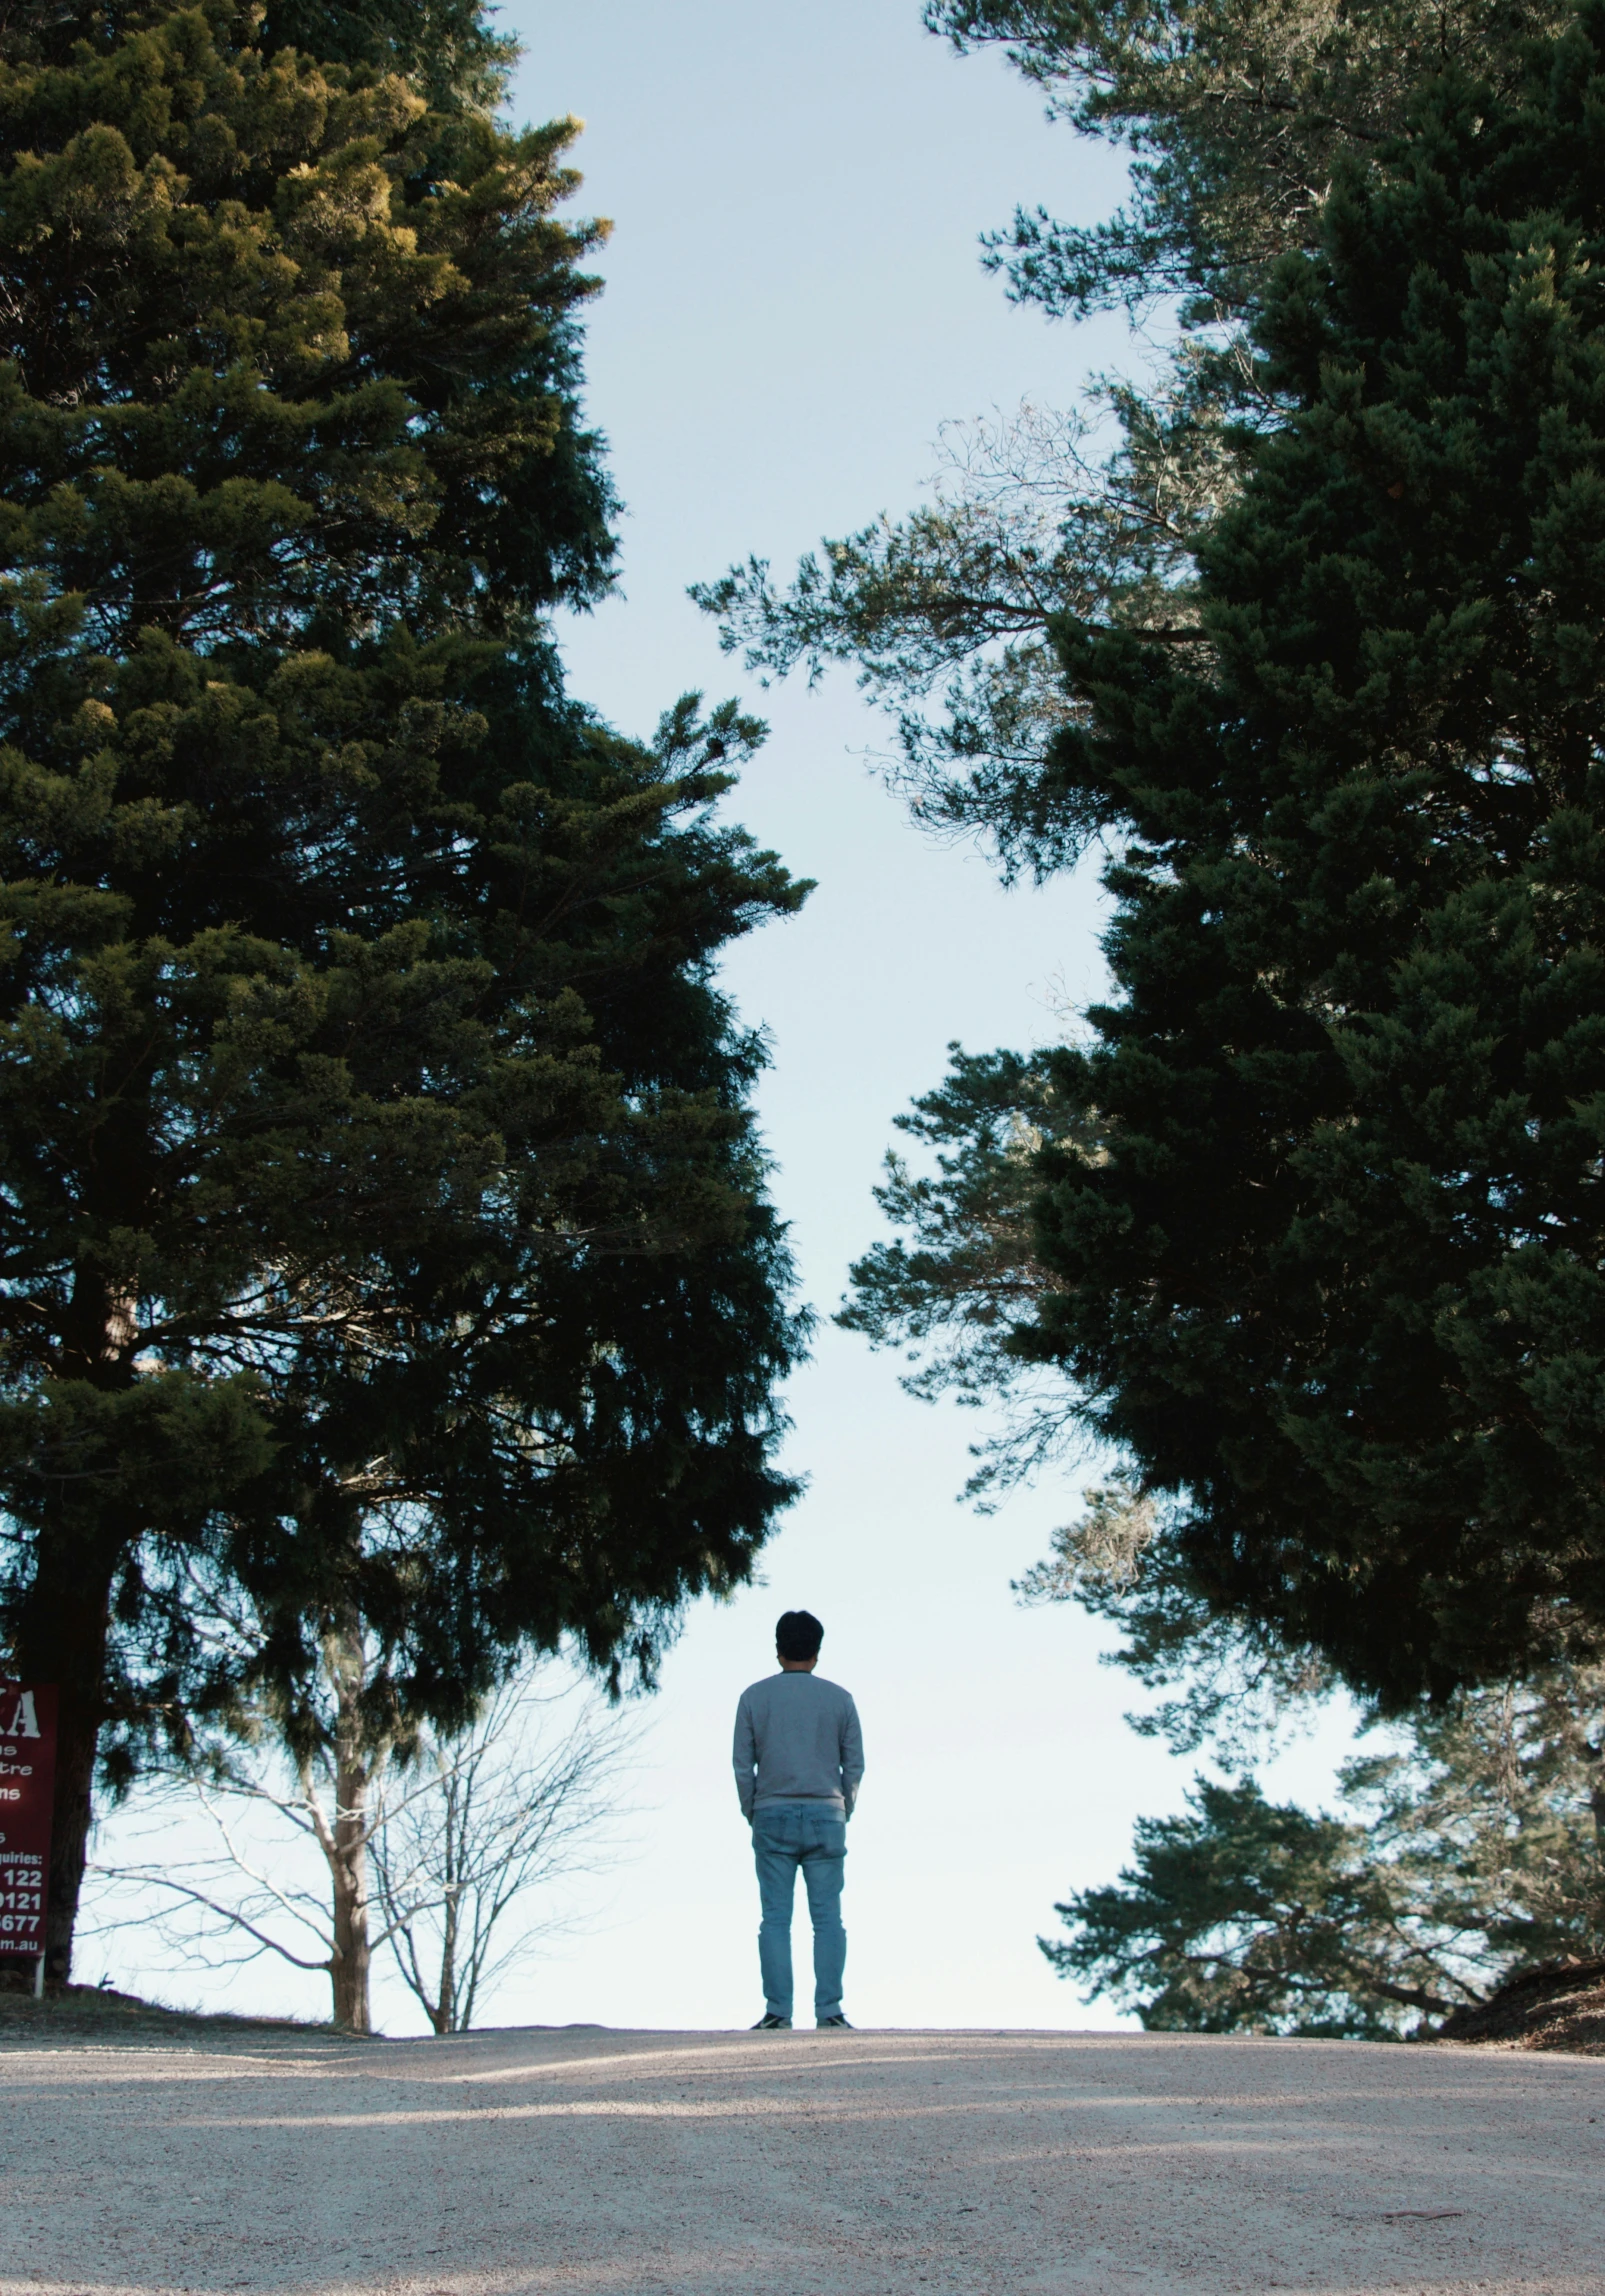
left=752, top=1798, right=847, bottom=2021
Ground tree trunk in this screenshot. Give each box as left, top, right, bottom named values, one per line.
left=11, top=1541, right=116, bottom=1987
left=435, top=1763, right=461, bottom=2034
left=434, top=1886, right=458, bottom=2035
left=11, top=1278, right=144, bottom=1984
left=325, top=1615, right=373, bottom=2033
left=328, top=1766, right=373, bottom=2032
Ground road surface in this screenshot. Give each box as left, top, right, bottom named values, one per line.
left=3, top=2024, right=1601, bottom=2293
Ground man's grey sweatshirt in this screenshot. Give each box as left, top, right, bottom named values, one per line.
left=732, top=1672, right=864, bottom=1820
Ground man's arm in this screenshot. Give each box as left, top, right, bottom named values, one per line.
left=732, top=1689, right=758, bottom=1820
left=840, top=1694, right=864, bottom=1818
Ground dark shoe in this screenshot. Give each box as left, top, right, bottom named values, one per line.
left=751, top=2012, right=792, bottom=2030
left=816, top=2014, right=854, bottom=2029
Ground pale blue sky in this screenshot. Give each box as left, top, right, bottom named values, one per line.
left=89, top=1, right=1361, bottom=2032
left=496, top=0, right=1358, bottom=2033
left=500, top=0, right=1174, bottom=2033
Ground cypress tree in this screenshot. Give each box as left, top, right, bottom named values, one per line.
left=0, top=0, right=805, bottom=1980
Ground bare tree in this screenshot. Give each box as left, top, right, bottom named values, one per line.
left=86, top=1658, right=634, bottom=2032
left=372, top=1677, right=636, bottom=2033
left=84, top=1606, right=394, bottom=2028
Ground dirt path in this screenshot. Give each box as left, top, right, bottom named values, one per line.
left=3, top=2024, right=1602, bottom=2294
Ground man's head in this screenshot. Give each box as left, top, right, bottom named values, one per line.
left=776, top=1609, right=823, bottom=1671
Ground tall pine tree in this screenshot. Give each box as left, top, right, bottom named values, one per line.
left=702, top=0, right=1568, bottom=864
left=847, top=5, right=1605, bottom=1708
left=0, top=0, right=806, bottom=1981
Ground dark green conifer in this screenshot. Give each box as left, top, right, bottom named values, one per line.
left=848, top=4, right=1605, bottom=1707
left=1046, top=1662, right=1605, bottom=2033
left=0, top=0, right=805, bottom=1980
left=925, top=0, right=1567, bottom=317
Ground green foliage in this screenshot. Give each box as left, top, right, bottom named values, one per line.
left=1024, top=12, right=1605, bottom=1696
left=696, top=389, right=1235, bottom=873
left=845, top=6, right=1605, bottom=1704
left=842, top=1057, right=1334, bottom=1751
left=0, top=0, right=808, bottom=1966
left=839, top=1046, right=1068, bottom=1448
left=1049, top=1777, right=1428, bottom=2034
left=1, top=3, right=518, bottom=114
left=926, top=0, right=1566, bottom=318
left=1048, top=1664, right=1605, bottom=2033
left=707, top=0, right=1569, bottom=865
left=1016, top=1479, right=1336, bottom=1760
left=261, top=0, right=517, bottom=114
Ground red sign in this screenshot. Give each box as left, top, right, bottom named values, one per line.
left=0, top=1682, right=56, bottom=1958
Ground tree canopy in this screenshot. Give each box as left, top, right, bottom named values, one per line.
left=701, top=0, right=1566, bottom=856
left=0, top=0, right=807, bottom=1978
left=846, top=7, right=1605, bottom=1707
left=261, top=0, right=515, bottom=113
left=926, top=0, right=1566, bottom=317
left=1047, top=1662, right=1605, bottom=2034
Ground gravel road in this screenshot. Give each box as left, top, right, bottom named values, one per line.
left=3, top=2024, right=1602, bottom=2295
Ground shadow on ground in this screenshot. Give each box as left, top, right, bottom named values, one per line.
left=3, top=2019, right=1602, bottom=2295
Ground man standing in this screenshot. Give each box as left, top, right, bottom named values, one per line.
left=733, top=1610, right=864, bottom=2031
